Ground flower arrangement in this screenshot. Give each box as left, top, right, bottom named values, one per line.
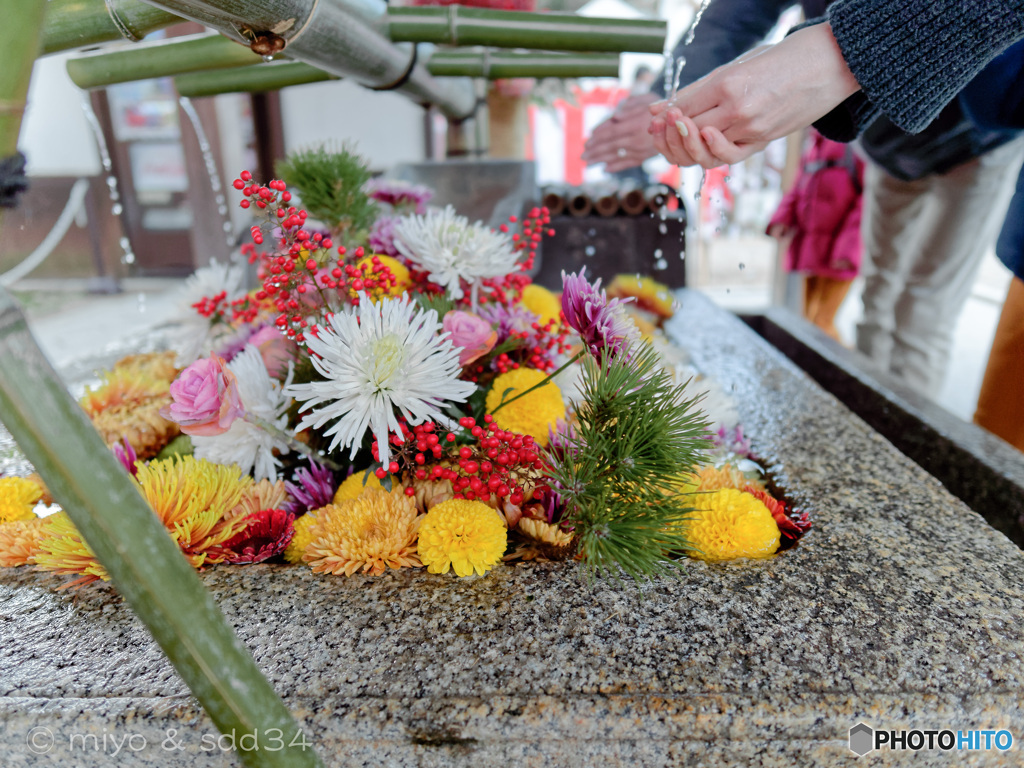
left=0, top=146, right=810, bottom=588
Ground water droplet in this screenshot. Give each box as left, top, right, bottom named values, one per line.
left=262, top=54, right=275, bottom=63
left=587, top=228, right=596, bottom=237
left=111, top=203, right=123, bottom=216
left=122, top=252, right=136, bottom=265
left=654, top=258, right=668, bottom=271
left=658, top=223, right=668, bottom=234
left=106, top=176, right=117, bottom=189
left=653, top=248, right=663, bottom=259
left=137, top=293, right=147, bottom=312
left=738, top=262, right=746, bottom=271
left=679, top=250, right=686, bottom=260
left=723, top=175, right=731, bottom=183
left=584, top=245, right=596, bottom=256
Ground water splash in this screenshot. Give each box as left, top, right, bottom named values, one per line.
left=683, top=0, right=714, bottom=47
left=179, top=96, right=234, bottom=247
left=80, top=94, right=136, bottom=266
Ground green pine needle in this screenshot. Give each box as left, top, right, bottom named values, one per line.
left=548, top=342, right=711, bottom=583
left=276, top=142, right=378, bottom=249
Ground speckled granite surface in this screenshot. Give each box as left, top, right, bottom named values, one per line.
left=3, top=289, right=1024, bottom=766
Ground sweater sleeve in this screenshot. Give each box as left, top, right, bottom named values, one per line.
left=826, top=0, right=1024, bottom=134
left=651, top=0, right=796, bottom=98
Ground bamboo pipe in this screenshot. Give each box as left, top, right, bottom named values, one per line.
left=645, top=184, right=674, bottom=212
left=593, top=184, right=621, bottom=217
left=0, top=0, right=47, bottom=154
left=542, top=185, right=568, bottom=217
left=618, top=182, right=648, bottom=216
left=427, top=50, right=619, bottom=79
left=567, top=186, right=594, bottom=218
left=139, top=0, right=476, bottom=119
left=387, top=6, right=666, bottom=53
left=41, top=0, right=183, bottom=55
left=176, top=61, right=336, bottom=97
left=66, top=33, right=269, bottom=89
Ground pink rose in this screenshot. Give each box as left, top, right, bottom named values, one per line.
left=443, top=310, right=497, bottom=367
left=160, top=354, right=245, bottom=436
left=247, top=326, right=297, bottom=379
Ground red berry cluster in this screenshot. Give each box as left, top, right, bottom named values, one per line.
left=191, top=290, right=228, bottom=318
left=374, top=415, right=547, bottom=506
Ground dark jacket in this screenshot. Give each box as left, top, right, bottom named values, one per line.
left=657, top=0, right=1018, bottom=180
left=961, top=41, right=1024, bottom=281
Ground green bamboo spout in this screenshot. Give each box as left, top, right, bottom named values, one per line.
left=387, top=6, right=666, bottom=53
left=427, top=49, right=620, bottom=79
left=176, top=61, right=336, bottom=96
left=138, top=0, right=476, bottom=118
left=67, top=32, right=269, bottom=89
left=41, top=0, right=185, bottom=56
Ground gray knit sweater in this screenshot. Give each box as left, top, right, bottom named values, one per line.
left=824, top=0, right=1024, bottom=137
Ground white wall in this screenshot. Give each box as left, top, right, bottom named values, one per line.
left=19, top=53, right=102, bottom=177
left=280, top=79, right=425, bottom=172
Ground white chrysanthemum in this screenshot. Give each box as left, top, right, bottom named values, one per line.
left=192, top=346, right=292, bottom=482
left=287, top=293, right=476, bottom=466
left=392, top=205, right=518, bottom=301
left=174, top=259, right=249, bottom=365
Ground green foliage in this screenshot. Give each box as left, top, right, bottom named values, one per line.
left=547, top=342, right=710, bottom=582
left=276, top=143, right=378, bottom=249
left=412, top=291, right=455, bottom=319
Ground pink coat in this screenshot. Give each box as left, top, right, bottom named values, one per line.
left=769, top=130, right=864, bottom=280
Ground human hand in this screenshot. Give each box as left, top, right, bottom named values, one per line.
left=582, top=92, right=660, bottom=171
left=649, top=24, right=860, bottom=168
left=766, top=223, right=790, bottom=239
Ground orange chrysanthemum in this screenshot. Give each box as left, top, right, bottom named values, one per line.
left=305, top=488, right=422, bottom=576
left=693, top=463, right=765, bottom=493
left=0, top=516, right=51, bottom=567
left=230, top=479, right=291, bottom=520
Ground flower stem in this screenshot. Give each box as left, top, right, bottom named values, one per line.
left=491, top=350, right=584, bottom=414
left=242, top=412, right=344, bottom=471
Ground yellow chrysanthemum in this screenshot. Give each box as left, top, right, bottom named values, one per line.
left=0, top=516, right=50, bottom=567
left=356, top=254, right=412, bottom=298
left=692, top=463, right=765, bottom=493
left=333, top=470, right=386, bottom=504
left=0, top=477, right=42, bottom=524
left=485, top=367, right=564, bottom=448
left=33, top=512, right=110, bottom=586
left=284, top=512, right=319, bottom=564
left=608, top=274, right=675, bottom=319
left=519, top=283, right=561, bottom=327
left=304, top=488, right=421, bottom=576
left=685, top=488, right=780, bottom=562
left=418, top=498, right=507, bottom=577
left=34, top=458, right=253, bottom=585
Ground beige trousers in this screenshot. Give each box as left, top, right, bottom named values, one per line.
left=856, top=137, right=1024, bottom=398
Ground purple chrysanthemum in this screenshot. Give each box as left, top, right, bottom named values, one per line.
left=477, top=302, right=560, bottom=370
left=368, top=214, right=401, bottom=256
left=112, top=440, right=138, bottom=477
left=713, top=424, right=753, bottom=459
left=285, top=461, right=338, bottom=513
left=560, top=268, right=640, bottom=360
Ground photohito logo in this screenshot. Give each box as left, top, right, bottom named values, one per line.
left=849, top=722, right=1013, bottom=756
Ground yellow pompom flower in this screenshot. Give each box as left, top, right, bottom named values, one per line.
left=304, top=488, right=421, bottom=576
left=333, top=470, right=385, bottom=504
left=418, top=498, right=507, bottom=577
left=519, top=283, right=561, bottom=327
left=685, top=488, right=780, bottom=562
left=284, top=512, right=319, bottom=564
left=0, top=477, right=42, bottom=524
left=485, top=367, right=564, bottom=448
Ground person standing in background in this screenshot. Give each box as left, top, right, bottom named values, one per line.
left=589, top=0, right=1024, bottom=402
left=767, top=129, right=863, bottom=343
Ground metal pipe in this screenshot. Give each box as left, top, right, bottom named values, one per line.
left=175, top=61, right=336, bottom=96
left=41, top=0, right=188, bottom=55
left=427, top=50, right=619, bottom=79
left=387, top=6, right=666, bottom=54
left=138, top=0, right=476, bottom=118
left=66, top=32, right=267, bottom=89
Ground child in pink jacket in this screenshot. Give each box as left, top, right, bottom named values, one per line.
left=768, top=129, right=864, bottom=342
